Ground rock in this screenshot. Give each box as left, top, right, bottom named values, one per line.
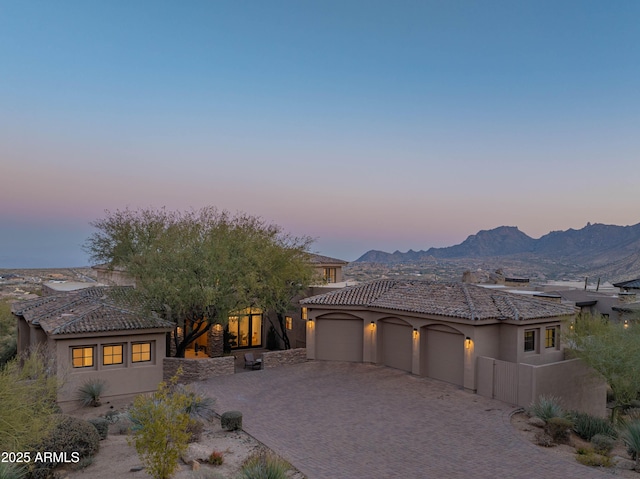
left=130, top=465, right=144, bottom=472
left=612, top=456, right=635, bottom=470
left=192, top=460, right=200, bottom=471
left=528, top=416, right=546, bottom=428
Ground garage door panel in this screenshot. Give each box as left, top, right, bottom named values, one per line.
left=424, top=329, right=464, bottom=386
left=316, top=319, right=363, bottom=362
left=382, top=322, right=412, bottom=372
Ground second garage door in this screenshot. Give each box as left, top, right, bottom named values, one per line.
left=316, top=318, right=363, bottom=362
left=381, top=321, right=413, bottom=372
left=423, top=328, right=464, bottom=386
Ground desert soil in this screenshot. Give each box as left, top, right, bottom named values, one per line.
left=57, top=397, right=303, bottom=479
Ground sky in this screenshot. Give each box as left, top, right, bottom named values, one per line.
left=1, top=1, right=639, bottom=268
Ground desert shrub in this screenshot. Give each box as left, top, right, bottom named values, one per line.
left=76, top=379, right=106, bottom=407
left=575, top=450, right=613, bottom=468
left=88, top=417, right=109, bottom=440
left=36, top=415, right=100, bottom=459
left=528, top=395, right=563, bottom=422
left=0, top=462, right=27, bottom=479
left=221, top=411, right=242, bottom=431
left=629, top=399, right=640, bottom=409
left=186, top=419, right=204, bottom=443
left=570, top=411, right=616, bottom=441
left=128, top=377, right=191, bottom=479
left=239, top=453, right=289, bottom=479
left=590, top=434, right=615, bottom=455
left=534, top=431, right=554, bottom=447
left=208, top=450, right=224, bottom=466
left=545, top=417, right=573, bottom=444
left=30, top=415, right=100, bottom=478
left=620, top=420, right=640, bottom=470
left=0, top=347, right=58, bottom=452
left=175, top=385, right=216, bottom=422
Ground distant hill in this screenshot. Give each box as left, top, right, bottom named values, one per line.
left=355, top=223, right=640, bottom=268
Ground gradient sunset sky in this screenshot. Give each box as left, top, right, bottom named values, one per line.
left=1, top=1, right=639, bottom=268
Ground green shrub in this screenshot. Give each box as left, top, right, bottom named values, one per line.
left=221, top=411, right=242, bottom=431
left=128, top=377, right=191, bottom=479
left=570, top=411, right=617, bottom=441
left=528, top=395, right=563, bottom=422
left=545, top=417, right=573, bottom=443
left=30, top=415, right=100, bottom=477
left=590, top=434, right=615, bottom=455
left=175, top=385, right=216, bottom=422
left=239, top=453, right=289, bottom=479
left=88, top=417, right=109, bottom=440
left=0, top=462, right=27, bottom=479
left=36, top=415, right=100, bottom=459
left=620, top=420, right=640, bottom=470
left=76, top=379, right=107, bottom=407
left=575, top=451, right=613, bottom=468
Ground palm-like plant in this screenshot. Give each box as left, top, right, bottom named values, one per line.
left=76, top=379, right=107, bottom=407
left=620, top=420, right=640, bottom=471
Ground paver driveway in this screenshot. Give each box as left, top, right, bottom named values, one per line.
left=199, top=361, right=609, bottom=479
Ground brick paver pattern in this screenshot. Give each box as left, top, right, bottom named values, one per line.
left=199, top=361, right=611, bottom=479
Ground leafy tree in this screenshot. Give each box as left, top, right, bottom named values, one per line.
left=84, top=207, right=314, bottom=356
left=565, top=313, right=640, bottom=414
left=0, top=346, right=59, bottom=452
left=0, top=300, right=17, bottom=365
left=128, top=375, right=192, bottom=479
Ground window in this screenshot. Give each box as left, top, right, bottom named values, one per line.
left=132, top=342, right=151, bottom=362
left=72, top=347, right=94, bottom=368
left=323, top=267, right=337, bottom=283
left=545, top=328, right=556, bottom=348
left=524, top=330, right=536, bottom=352
left=301, top=307, right=308, bottom=320
left=227, top=308, right=263, bottom=349
left=103, top=344, right=123, bottom=365
left=285, top=316, right=292, bottom=330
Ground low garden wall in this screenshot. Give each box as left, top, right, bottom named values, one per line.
left=263, top=348, right=307, bottom=369
left=163, top=356, right=235, bottom=382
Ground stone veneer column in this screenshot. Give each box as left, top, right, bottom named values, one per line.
left=208, top=324, right=224, bottom=357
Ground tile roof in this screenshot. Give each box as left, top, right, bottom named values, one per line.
left=300, top=279, right=576, bottom=321
left=307, top=253, right=349, bottom=265
left=12, top=287, right=174, bottom=335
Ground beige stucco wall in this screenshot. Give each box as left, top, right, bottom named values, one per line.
left=54, top=330, right=168, bottom=404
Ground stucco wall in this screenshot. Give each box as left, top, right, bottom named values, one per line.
left=163, top=356, right=235, bottom=382
left=477, top=356, right=606, bottom=416
left=262, top=348, right=307, bottom=368
left=55, top=331, right=168, bottom=403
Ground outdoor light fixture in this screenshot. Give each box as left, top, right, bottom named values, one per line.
left=413, top=328, right=418, bottom=338
left=465, top=336, right=472, bottom=349
left=370, top=321, right=375, bottom=326
left=624, top=320, right=629, bottom=329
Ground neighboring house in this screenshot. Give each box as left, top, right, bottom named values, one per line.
left=301, top=279, right=605, bottom=415
left=12, top=286, right=174, bottom=404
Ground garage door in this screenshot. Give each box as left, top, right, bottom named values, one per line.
left=381, top=321, right=412, bottom=372
left=316, top=318, right=363, bottom=362
left=423, top=329, right=464, bottom=386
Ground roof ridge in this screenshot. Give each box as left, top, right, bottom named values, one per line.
left=495, top=292, right=519, bottom=321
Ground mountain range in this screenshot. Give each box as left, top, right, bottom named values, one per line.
left=355, top=223, right=640, bottom=273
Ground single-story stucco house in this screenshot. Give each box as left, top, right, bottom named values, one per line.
left=12, top=286, right=174, bottom=404
left=301, top=279, right=606, bottom=415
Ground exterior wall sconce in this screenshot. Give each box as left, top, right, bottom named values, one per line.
left=465, top=336, right=472, bottom=349
left=624, top=319, right=629, bottom=329
left=569, top=321, right=574, bottom=330
left=413, top=328, right=418, bottom=338
left=370, top=321, right=375, bottom=328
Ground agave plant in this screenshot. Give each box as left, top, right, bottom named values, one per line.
left=76, top=378, right=107, bottom=407
left=620, top=420, right=640, bottom=472
left=240, top=453, right=289, bottom=479
left=527, top=395, right=563, bottom=422
left=0, top=463, right=27, bottom=479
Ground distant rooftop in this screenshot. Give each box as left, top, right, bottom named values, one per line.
left=307, top=253, right=349, bottom=265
